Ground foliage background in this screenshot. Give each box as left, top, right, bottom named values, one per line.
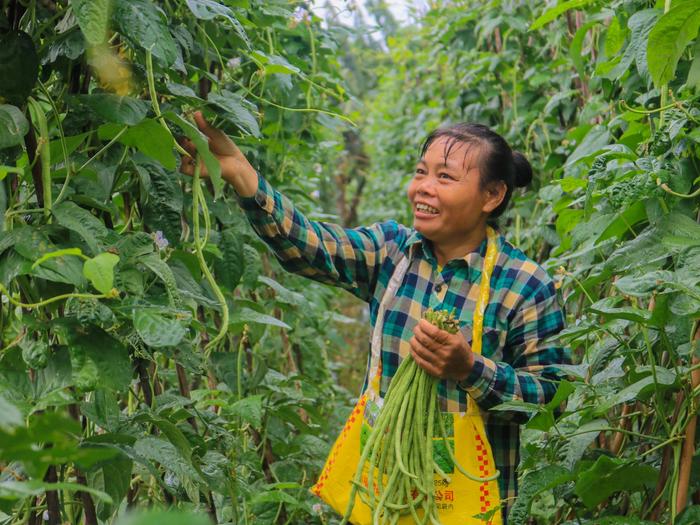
left=1, top=0, right=700, bottom=524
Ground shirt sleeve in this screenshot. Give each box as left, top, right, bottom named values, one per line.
left=237, top=173, right=401, bottom=302
left=457, top=279, right=570, bottom=423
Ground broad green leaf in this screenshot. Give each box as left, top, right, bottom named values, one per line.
left=163, top=112, right=223, bottom=199
left=208, top=90, right=261, bottom=137
left=32, top=248, right=85, bottom=269
left=68, top=328, right=131, bottom=392
left=72, top=0, right=111, bottom=46
left=0, top=394, right=23, bottom=431
left=88, top=455, right=133, bottom=521
left=133, top=309, right=187, bottom=348
left=508, top=465, right=573, bottom=524
left=570, top=21, right=599, bottom=79
left=139, top=162, right=183, bottom=244
left=565, top=125, right=610, bottom=166
left=604, top=10, right=659, bottom=81
left=184, top=0, right=250, bottom=47
left=102, top=119, right=176, bottom=169
left=83, top=253, right=119, bottom=294
left=530, top=0, right=596, bottom=31
left=614, top=270, right=673, bottom=296
left=605, top=16, right=627, bottom=56
left=0, top=480, right=112, bottom=503
left=112, top=0, right=179, bottom=66
left=574, top=456, right=657, bottom=508
left=214, top=228, right=245, bottom=291
left=647, top=0, right=700, bottom=88
left=563, top=418, right=608, bottom=469
left=133, top=436, right=204, bottom=495
left=687, top=39, right=700, bottom=89
left=231, top=306, right=291, bottom=330
left=0, top=31, right=39, bottom=106
left=0, top=104, right=29, bottom=149
left=229, top=394, right=264, bottom=428
left=677, top=506, right=700, bottom=525
left=140, top=254, right=182, bottom=307
left=75, top=94, right=149, bottom=125
left=527, top=380, right=575, bottom=431
left=258, top=275, right=306, bottom=306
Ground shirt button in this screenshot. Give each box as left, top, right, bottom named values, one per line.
left=435, top=284, right=443, bottom=293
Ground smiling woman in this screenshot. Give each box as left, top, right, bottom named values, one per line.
left=182, top=115, right=570, bottom=524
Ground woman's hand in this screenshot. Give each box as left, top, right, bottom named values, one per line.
left=179, top=111, right=258, bottom=197
left=409, top=319, right=474, bottom=381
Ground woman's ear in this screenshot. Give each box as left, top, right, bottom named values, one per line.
left=482, top=181, right=507, bottom=214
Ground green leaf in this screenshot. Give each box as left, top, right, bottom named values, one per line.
left=647, top=0, right=700, bottom=88
left=83, top=253, right=119, bottom=294
left=184, top=0, right=250, bottom=47
left=133, top=309, right=187, bottom=348
left=163, top=112, right=223, bottom=199
left=258, top=275, right=306, bottom=306
left=139, top=163, right=183, bottom=244
left=113, top=0, right=179, bottom=66
left=72, top=0, right=111, bottom=46
left=605, top=16, right=627, bottom=56
left=114, top=119, right=176, bottom=170
left=574, top=456, right=657, bottom=508
left=508, top=465, right=573, bottom=524
left=68, top=328, right=131, bottom=392
left=231, top=306, right=291, bottom=330
left=530, top=0, right=596, bottom=31
left=229, top=394, right=264, bottom=428
left=604, top=10, right=659, bottom=81
left=687, top=39, right=700, bottom=89
left=570, top=21, right=599, bottom=79
left=527, top=380, right=575, bottom=431
left=565, top=126, right=610, bottom=166
left=75, top=94, right=149, bottom=125
left=208, top=90, right=261, bottom=137
left=0, top=394, right=23, bottom=432
left=677, top=506, right=700, bottom=525
left=133, top=436, right=204, bottom=496
left=0, top=104, right=29, bottom=149
left=0, top=480, right=113, bottom=503
left=0, top=31, right=39, bottom=106
left=88, top=455, right=133, bottom=521
left=214, top=228, right=245, bottom=291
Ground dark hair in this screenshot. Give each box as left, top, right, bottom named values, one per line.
left=419, top=123, right=532, bottom=219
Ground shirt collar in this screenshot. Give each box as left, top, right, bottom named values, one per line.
left=402, top=228, right=500, bottom=270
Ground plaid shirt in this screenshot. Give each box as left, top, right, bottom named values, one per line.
left=240, top=175, right=570, bottom=522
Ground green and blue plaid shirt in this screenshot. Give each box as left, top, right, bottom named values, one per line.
left=239, top=175, right=570, bottom=522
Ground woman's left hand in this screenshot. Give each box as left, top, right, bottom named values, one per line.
left=409, top=319, right=474, bottom=381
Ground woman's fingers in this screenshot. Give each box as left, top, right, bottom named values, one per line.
left=413, top=325, right=443, bottom=353
left=409, top=345, right=441, bottom=378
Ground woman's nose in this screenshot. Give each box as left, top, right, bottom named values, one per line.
left=416, top=176, right=436, bottom=196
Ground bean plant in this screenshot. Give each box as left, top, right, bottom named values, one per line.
left=0, top=1, right=356, bottom=524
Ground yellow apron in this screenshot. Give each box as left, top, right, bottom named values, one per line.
left=312, top=227, right=502, bottom=525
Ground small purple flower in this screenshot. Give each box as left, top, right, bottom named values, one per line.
left=152, top=230, right=169, bottom=250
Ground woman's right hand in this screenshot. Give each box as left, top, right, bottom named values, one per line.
left=179, top=111, right=259, bottom=197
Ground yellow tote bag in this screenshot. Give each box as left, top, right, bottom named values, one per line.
left=312, top=228, right=502, bottom=525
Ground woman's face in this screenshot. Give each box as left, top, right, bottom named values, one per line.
left=406, top=136, right=504, bottom=249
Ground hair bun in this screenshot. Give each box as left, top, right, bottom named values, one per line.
left=512, top=151, right=533, bottom=188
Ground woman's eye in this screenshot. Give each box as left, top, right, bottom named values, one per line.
left=415, top=168, right=426, bottom=175
left=438, top=172, right=453, bottom=180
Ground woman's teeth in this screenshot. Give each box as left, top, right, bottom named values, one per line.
left=416, top=203, right=439, bottom=214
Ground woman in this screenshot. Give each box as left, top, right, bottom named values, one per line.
left=180, top=113, right=570, bottom=523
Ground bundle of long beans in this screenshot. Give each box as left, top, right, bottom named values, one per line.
left=341, top=309, right=498, bottom=525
